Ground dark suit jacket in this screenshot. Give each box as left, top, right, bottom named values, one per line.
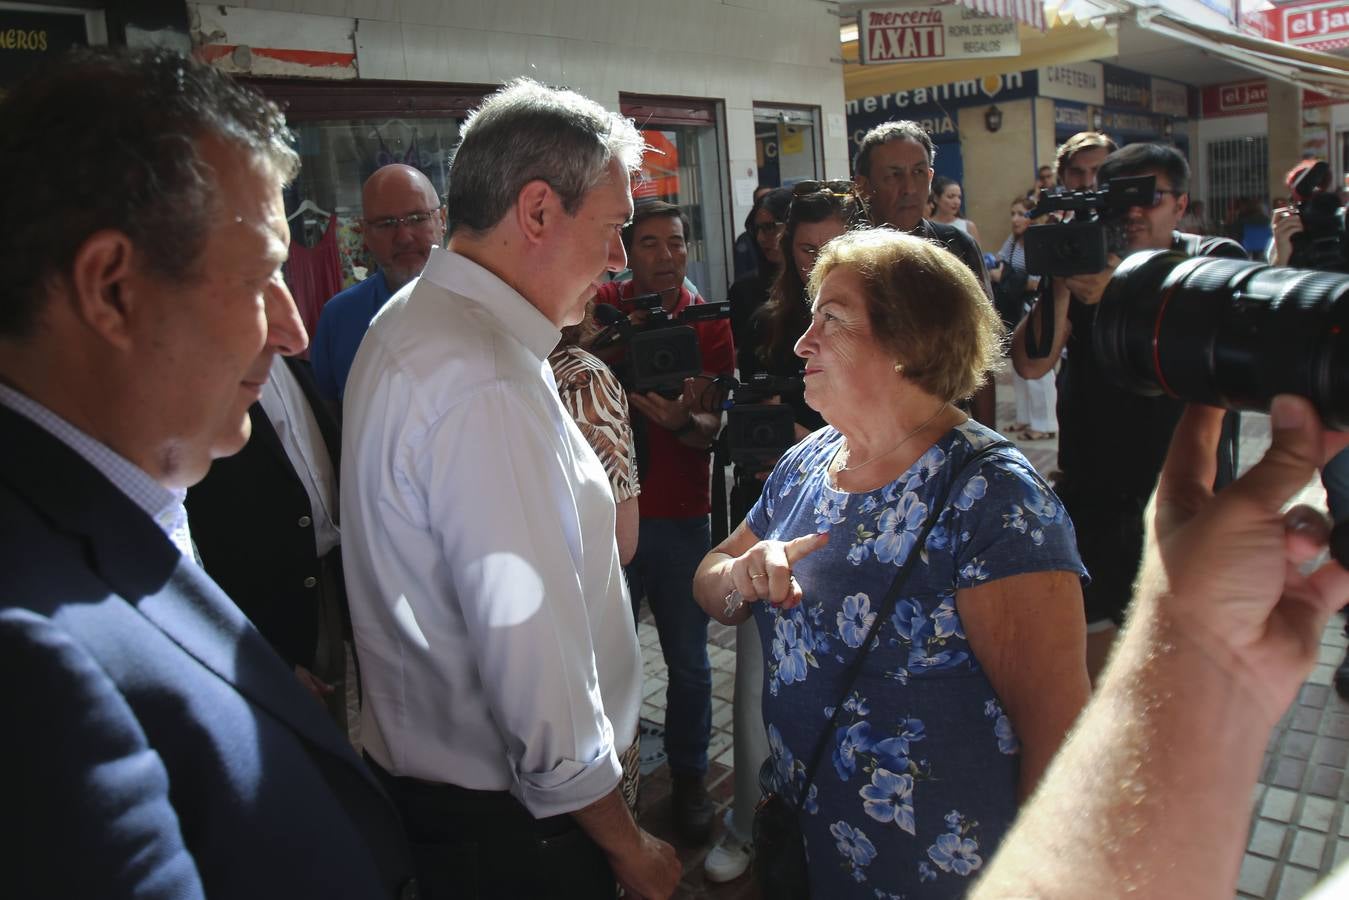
left=0, top=405, right=415, bottom=899
left=186, top=357, right=342, bottom=668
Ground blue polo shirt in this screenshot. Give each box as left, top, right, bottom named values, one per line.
left=310, top=270, right=393, bottom=409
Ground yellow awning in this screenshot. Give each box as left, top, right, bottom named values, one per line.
left=843, top=19, right=1119, bottom=100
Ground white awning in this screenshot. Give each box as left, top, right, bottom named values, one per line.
left=1045, top=0, right=1127, bottom=29
left=1135, top=9, right=1349, bottom=98
left=956, top=0, right=1045, bottom=30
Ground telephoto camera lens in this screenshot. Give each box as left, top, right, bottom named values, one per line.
left=1094, top=249, right=1349, bottom=429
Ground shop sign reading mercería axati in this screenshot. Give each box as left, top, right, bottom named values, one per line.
left=858, top=5, right=1020, bottom=63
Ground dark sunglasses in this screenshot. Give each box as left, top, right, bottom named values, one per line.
left=1144, top=189, right=1185, bottom=208
left=754, top=220, right=786, bottom=235
left=792, top=179, right=856, bottom=197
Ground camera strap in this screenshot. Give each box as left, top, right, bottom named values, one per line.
left=1023, top=275, right=1057, bottom=359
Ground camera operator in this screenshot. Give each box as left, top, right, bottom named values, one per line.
left=1055, top=131, right=1115, bottom=195
left=1013, top=142, right=1246, bottom=682
left=594, top=200, right=735, bottom=845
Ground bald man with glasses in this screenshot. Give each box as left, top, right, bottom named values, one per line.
left=311, top=164, right=446, bottom=409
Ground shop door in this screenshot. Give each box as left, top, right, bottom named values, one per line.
left=621, top=96, right=731, bottom=298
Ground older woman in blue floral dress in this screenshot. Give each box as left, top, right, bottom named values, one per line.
left=693, top=228, right=1090, bottom=898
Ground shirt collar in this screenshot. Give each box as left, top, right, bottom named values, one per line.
left=0, top=381, right=185, bottom=541
left=420, top=247, right=561, bottom=361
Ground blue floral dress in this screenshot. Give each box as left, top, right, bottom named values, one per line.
left=746, top=420, right=1085, bottom=898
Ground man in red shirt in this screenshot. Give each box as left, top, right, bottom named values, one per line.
left=595, top=201, right=734, bottom=843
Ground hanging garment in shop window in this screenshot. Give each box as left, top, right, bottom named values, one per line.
left=284, top=212, right=343, bottom=352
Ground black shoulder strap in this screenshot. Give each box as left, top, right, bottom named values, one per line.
left=792, top=439, right=1015, bottom=805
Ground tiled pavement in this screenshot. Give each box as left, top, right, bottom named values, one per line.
left=633, top=368, right=1349, bottom=898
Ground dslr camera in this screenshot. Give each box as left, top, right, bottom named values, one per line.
left=1286, top=160, right=1349, bottom=272
left=1095, top=249, right=1349, bottom=429
left=721, top=373, right=802, bottom=466
left=1023, top=175, right=1157, bottom=276
left=592, top=293, right=731, bottom=396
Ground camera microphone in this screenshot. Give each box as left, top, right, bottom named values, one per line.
left=593, top=304, right=627, bottom=326
left=591, top=303, right=630, bottom=352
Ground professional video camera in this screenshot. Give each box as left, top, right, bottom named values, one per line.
left=1023, top=175, right=1158, bottom=276
left=720, top=373, right=803, bottom=466
left=1286, top=160, right=1349, bottom=272
left=1094, top=249, right=1349, bottom=429
left=592, top=292, right=731, bottom=395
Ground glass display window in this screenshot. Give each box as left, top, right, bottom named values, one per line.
left=753, top=103, right=822, bottom=189
left=621, top=95, right=731, bottom=297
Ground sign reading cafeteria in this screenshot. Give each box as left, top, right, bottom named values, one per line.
left=858, top=5, right=1020, bottom=64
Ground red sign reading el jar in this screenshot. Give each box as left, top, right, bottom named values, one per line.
left=1201, top=79, right=1335, bottom=117
left=1260, top=1, right=1349, bottom=52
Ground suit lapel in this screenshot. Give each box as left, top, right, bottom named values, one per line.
left=0, top=406, right=379, bottom=794
left=245, top=403, right=296, bottom=485
left=135, top=559, right=380, bottom=792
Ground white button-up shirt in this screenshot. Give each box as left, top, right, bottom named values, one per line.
left=258, top=357, right=340, bottom=557
left=341, top=247, right=641, bottom=819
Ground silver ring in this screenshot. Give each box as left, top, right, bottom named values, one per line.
left=751, top=572, right=768, bottom=580
left=723, top=588, right=745, bottom=617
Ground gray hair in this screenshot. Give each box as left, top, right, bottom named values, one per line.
left=446, top=78, right=646, bottom=236
left=854, top=120, right=936, bottom=179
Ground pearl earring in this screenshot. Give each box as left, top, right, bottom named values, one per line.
left=894, top=362, right=905, bottom=374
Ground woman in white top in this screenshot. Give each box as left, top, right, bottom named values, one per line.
left=931, top=175, right=981, bottom=245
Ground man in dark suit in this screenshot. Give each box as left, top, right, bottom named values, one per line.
left=187, top=355, right=349, bottom=727
left=0, top=49, right=415, bottom=898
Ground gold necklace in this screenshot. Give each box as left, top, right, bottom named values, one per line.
left=836, top=404, right=949, bottom=474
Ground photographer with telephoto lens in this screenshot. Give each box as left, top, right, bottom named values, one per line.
left=1012, top=142, right=1246, bottom=683
left=1216, top=157, right=1349, bottom=698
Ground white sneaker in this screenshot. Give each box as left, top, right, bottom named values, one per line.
left=703, top=831, right=753, bottom=883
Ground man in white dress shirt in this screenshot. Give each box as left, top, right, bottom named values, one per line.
left=341, top=78, right=681, bottom=899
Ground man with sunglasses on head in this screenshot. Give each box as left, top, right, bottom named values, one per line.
left=1013, top=142, right=1246, bottom=682
left=311, top=164, right=445, bottom=409
left=853, top=120, right=997, bottom=425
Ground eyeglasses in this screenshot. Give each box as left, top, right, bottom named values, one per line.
left=792, top=179, right=855, bottom=198
left=1012, top=210, right=1032, bottom=218
left=364, top=209, right=441, bottom=232
left=1145, top=189, right=1185, bottom=208
left=754, top=221, right=786, bottom=235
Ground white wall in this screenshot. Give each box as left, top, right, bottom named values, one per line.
left=193, top=0, right=850, bottom=291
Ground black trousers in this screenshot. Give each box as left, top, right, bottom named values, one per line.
left=366, top=755, right=616, bottom=900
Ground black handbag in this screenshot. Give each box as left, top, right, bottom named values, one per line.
left=992, top=263, right=1031, bottom=332
left=750, top=442, right=1012, bottom=899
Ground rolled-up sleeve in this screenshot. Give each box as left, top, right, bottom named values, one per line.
left=413, top=382, right=621, bottom=818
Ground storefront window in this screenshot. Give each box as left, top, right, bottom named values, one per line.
left=1207, top=135, right=1269, bottom=247
left=753, top=104, right=822, bottom=189
left=622, top=96, right=731, bottom=296
left=285, top=117, right=462, bottom=288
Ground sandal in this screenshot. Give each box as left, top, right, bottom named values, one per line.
left=1005, top=422, right=1029, bottom=434
left=1022, top=429, right=1056, bottom=441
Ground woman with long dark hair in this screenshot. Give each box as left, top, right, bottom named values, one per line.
left=729, top=188, right=794, bottom=353
left=930, top=175, right=981, bottom=245
left=705, top=182, right=867, bottom=885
